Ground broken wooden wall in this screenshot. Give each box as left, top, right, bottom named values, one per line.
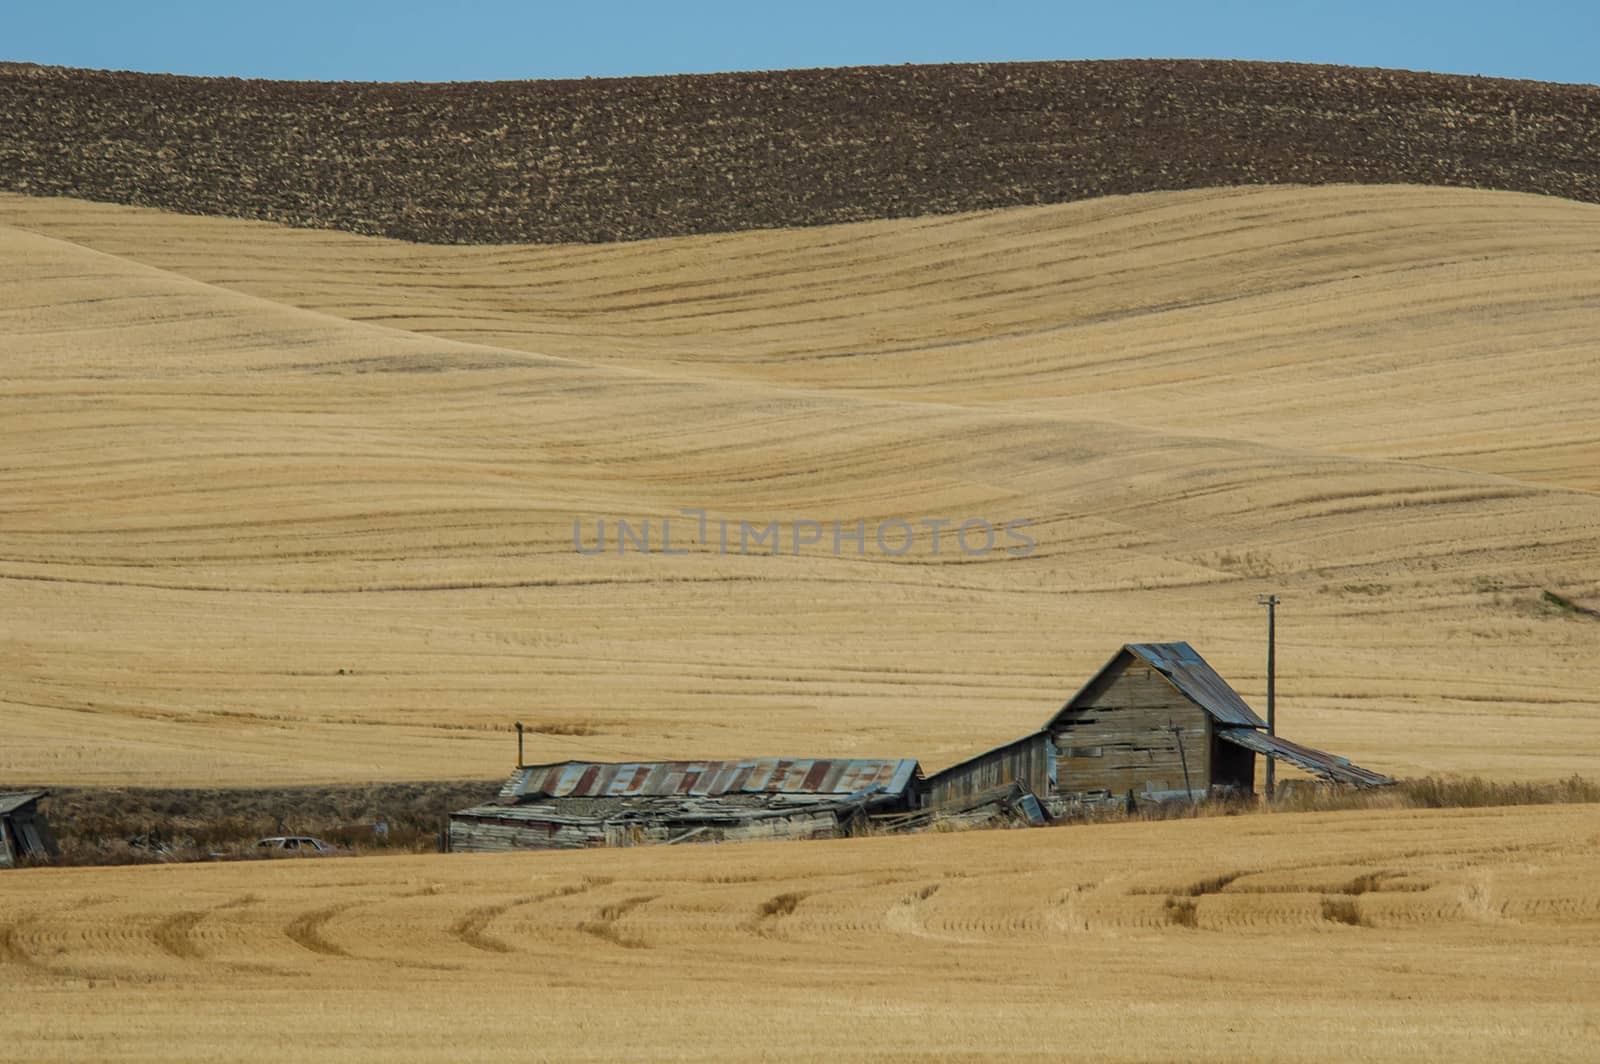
left=923, top=731, right=1055, bottom=808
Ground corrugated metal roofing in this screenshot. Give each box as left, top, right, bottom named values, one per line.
left=1051, top=642, right=1267, bottom=729
left=499, top=758, right=921, bottom=801
left=1218, top=729, right=1394, bottom=787
left=0, top=791, right=47, bottom=816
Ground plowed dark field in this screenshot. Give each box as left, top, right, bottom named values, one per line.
left=3, top=59, right=1598, bottom=243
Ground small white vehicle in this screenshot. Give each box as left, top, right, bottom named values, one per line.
left=255, top=835, right=336, bottom=856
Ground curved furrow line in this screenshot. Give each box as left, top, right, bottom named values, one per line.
left=576, top=895, right=658, bottom=950
left=0, top=919, right=49, bottom=972
left=284, top=903, right=359, bottom=958
left=449, top=898, right=534, bottom=954
left=885, top=883, right=981, bottom=943
left=745, top=891, right=810, bottom=940
left=447, top=878, right=606, bottom=953
left=150, top=910, right=208, bottom=961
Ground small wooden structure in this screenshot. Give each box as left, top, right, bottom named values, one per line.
left=0, top=791, right=58, bottom=867
left=451, top=757, right=924, bottom=852
left=923, top=731, right=1056, bottom=808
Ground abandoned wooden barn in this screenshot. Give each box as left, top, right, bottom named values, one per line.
left=451, top=641, right=1392, bottom=852
left=1044, top=642, right=1392, bottom=803
left=0, top=791, right=58, bottom=867
left=450, top=757, right=924, bottom=852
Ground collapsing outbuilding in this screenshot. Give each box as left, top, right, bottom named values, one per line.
left=452, top=641, right=1392, bottom=852
left=0, top=791, right=58, bottom=867
left=450, top=757, right=925, bottom=852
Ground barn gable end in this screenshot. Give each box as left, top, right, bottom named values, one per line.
left=1046, top=651, right=1219, bottom=801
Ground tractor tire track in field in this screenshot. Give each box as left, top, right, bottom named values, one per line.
left=449, top=877, right=612, bottom=954
left=284, top=903, right=358, bottom=958
left=450, top=899, right=530, bottom=954
left=151, top=911, right=207, bottom=960
left=884, top=883, right=945, bottom=939
left=151, top=893, right=262, bottom=961
left=577, top=894, right=656, bottom=950
left=0, top=917, right=107, bottom=982
left=746, top=891, right=809, bottom=939
left=0, top=919, right=48, bottom=971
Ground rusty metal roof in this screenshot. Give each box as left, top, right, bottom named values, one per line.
left=0, top=791, right=47, bottom=815
left=499, top=758, right=922, bottom=802
left=1218, top=729, right=1394, bottom=787
left=1051, top=642, right=1267, bottom=729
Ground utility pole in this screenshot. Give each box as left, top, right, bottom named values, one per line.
left=1257, top=594, right=1279, bottom=802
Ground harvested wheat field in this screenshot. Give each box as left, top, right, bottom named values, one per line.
left=3, top=183, right=1600, bottom=787
left=7, top=50, right=1600, bottom=1062
left=5, top=806, right=1600, bottom=1062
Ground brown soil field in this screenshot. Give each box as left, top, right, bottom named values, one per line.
left=2, top=183, right=1599, bottom=790
left=3, top=60, right=1599, bottom=243
left=4, top=805, right=1599, bottom=1062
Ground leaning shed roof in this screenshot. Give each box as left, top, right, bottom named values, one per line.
left=1050, top=642, right=1267, bottom=729
left=0, top=791, right=47, bottom=815
left=1218, top=730, right=1394, bottom=787
left=498, top=758, right=922, bottom=802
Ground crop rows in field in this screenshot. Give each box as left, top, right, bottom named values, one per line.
left=4, top=807, right=1597, bottom=985
left=3, top=59, right=1599, bottom=244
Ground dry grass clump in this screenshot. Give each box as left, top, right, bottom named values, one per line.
left=1043, top=774, right=1600, bottom=834
left=1274, top=774, right=1600, bottom=813
left=1319, top=895, right=1367, bottom=926
left=1163, top=896, right=1200, bottom=928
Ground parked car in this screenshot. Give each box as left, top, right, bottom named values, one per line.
left=255, top=835, right=337, bottom=856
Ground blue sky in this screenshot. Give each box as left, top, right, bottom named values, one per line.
left=5, top=1, right=1596, bottom=86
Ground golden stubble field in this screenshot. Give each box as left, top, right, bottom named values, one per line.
left=3, top=184, right=1600, bottom=786
left=4, top=183, right=1600, bottom=1061
left=5, top=805, right=1600, bottom=1062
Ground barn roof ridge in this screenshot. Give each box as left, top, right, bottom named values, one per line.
left=1048, top=641, right=1268, bottom=730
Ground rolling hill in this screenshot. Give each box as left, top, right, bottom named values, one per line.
left=2, top=182, right=1598, bottom=787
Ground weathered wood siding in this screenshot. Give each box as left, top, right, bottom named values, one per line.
left=924, top=731, right=1056, bottom=807
left=1051, top=656, right=1212, bottom=799
left=0, top=807, right=58, bottom=866
left=449, top=814, right=603, bottom=852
